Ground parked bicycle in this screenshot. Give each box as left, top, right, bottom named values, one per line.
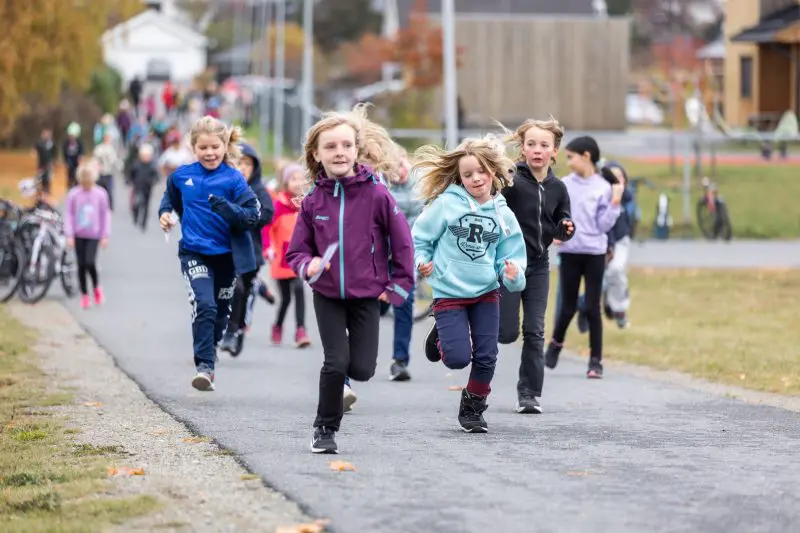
left=0, top=200, right=26, bottom=303
left=15, top=207, right=77, bottom=303
left=697, top=177, right=732, bottom=241
left=412, top=271, right=434, bottom=323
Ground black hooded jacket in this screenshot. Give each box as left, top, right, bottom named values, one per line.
left=501, top=163, right=574, bottom=265
left=240, top=143, right=274, bottom=267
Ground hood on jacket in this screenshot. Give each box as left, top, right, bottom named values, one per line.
left=240, top=143, right=263, bottom=185
left=440, top=184, right=512, bottom=238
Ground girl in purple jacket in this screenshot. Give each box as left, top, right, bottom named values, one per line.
left=286, top=104, right=415, bottom=455
left=545, top=136, right=622, bottom=378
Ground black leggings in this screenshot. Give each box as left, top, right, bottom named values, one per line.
left=227, top=270, right=257, bottom=332
left=552, top=253, right=606, bottom=363
left=74, top=238, right=100, bottom=295
left=275, top=278, right=305, bottom=328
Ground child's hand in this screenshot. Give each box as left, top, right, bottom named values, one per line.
left=159, top=212, right=176, bottom=232
left=66, top=238, right=75, bottom=249
left=418, top=261, right=434, bottom=277
left=503, top=260, right=519, bottom=280
left=611, top=183, right=624, bottom=205
left=378, top=291, right=390, bottom=303
left=100, top=239, right=108, bottom=249
left=562, top=219, right=575, bottom=236
left=307, top=256, right=331, bottom=278
left=265, top=248, right=276, bottom=262
left=553, top=239, right=562, bottom=245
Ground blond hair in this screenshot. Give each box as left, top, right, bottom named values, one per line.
left=189, top=115, right=243, bottom=166
left=302, top=103, right=403, bottom=184
left=413, top=134, right=515, bottom=203
left=76, top=161, right=99, bottom=184
left=504, top=117, right=565, bottom=163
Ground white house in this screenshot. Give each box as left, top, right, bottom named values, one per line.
left=102, top=2, right=209, bottom=86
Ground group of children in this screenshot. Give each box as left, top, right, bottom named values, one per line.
left=154, top=105, right=633, bottom=455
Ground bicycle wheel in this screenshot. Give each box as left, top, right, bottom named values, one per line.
left=0, top=239, right=25, bottom=303
left=715, top=202, right=733, bottom=241
left=59, top=250, right=77, bottom=298
left=412, top=274, right=434, bottom=323
left=17, top=246, right=56, bottom=304
left=696, top=200, right=717, bottom=240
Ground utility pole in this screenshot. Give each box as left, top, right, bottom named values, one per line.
left=442, top=0, right=458, bottom=149
left=273, top=0, right=286, bottom=157
left=301, top=0, right=315, bottom=138
left=259, top=0, right=273, bottom=156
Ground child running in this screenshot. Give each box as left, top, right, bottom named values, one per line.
left=265, top=162, right=310, bottom=348
left=498, top=119, right=574, bottom=414
left=63, top=163, right=111, bottom=309
left=218, top=142, right=275, bottom=356
left=158, top=116, right=262, bottom=392
left=413, top=135, right=527, bottom=433
left=546, top=136, right=622, bottom=378
left=286, top=104, right=414, bottom=454
left=127, top=143, right=160, bottom=232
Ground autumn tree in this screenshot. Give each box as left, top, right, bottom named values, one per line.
left=308, top=0, right=382, bottom=52
left=250, top=22, right=311, bottom=79
left=0, top=0, right=143, bottom=139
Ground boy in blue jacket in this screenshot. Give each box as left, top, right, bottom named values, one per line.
left=158, top=116, right=261, bottom=391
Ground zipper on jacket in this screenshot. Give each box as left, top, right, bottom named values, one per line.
left=337, top=185, right=346, bottom=299
left=537, top=184, right=544, bottom=255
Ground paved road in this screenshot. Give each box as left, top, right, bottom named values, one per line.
left=64, top=183, right=800, bottom=533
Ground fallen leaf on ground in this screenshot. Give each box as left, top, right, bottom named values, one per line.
left=275, top=518, right=331, bottom=533
left=108, top=466, right=145, bottom=477
left=180, top=436, right=210, bottom=444
left=240, top=474, right=259, bottom=481
left=448, top=385, right=464, bottom=391
left=580, top=349, right=590, bottom=357
left=151, top=429, right=169, bottom=436
left=83, top=402, right=103, bottom=407
left=329, top=461, right=356, bottom=472
left=566, top=470, right=602, bottom=477
left=739, top=374, right=746, bottom=380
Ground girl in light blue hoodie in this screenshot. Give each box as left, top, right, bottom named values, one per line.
left=412, top=135, right=527, bottom=433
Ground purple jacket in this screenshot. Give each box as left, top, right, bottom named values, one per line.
left=286, top=164, right=415, bottom=306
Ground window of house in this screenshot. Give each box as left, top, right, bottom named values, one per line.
left=740, top=56, right=753, bottom=99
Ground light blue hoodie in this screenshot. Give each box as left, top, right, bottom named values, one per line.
left=412, top=185, right=527, bottom=299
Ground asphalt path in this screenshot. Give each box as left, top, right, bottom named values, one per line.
left=64, top=181, right=800, bottom=533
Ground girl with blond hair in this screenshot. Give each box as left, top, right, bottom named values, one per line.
left=412, top=134, right=527, bottom=433
left=285, top=104, right=415, bottom=454
left=158, top=115, right=262, bottom=392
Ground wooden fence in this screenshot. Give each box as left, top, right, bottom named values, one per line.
left=429, top=15, right=631, bottom=131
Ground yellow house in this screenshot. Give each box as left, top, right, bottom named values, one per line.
left=725, top=0, right=800, bottom=129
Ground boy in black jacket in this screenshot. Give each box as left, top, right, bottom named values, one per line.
left=499, top=119, right=575, bottom=414
left=127, top=143, right=160, bottom=232
left=219, top=142, right=275, bottom=356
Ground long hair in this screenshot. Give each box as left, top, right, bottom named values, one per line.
left=301, top=103, right=403, bottom=185
left=413, top=134, right=515, bottom=203
left=189, top=115, right=243, bottom=166
left=502, top=117, right=565, bottom=164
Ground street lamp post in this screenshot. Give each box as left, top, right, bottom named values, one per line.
left=301, top=0, right=315, bottom=138
left=273, top=0, right=286, bottom=158
left=442, top=0, right=458, bottom=149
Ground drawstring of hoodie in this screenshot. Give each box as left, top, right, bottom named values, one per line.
left=464, top=189, right=511, bottom=237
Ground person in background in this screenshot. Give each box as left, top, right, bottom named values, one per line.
left=158, top=130, right=193, bottom=178
left=93, top=132, right=122, bottom=211
left=127, top=143, right=160, bottom=232
left=63, top=122, right=84, bottom=189
left=63, top=162, right=111, bottom=310
left=116, top=100, right=133, bottom=149
left=33, top=128, right=56, bottom=194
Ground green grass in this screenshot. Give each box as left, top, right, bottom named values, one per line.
left=611, top=160, right=800, bottom=240
left=0, top=306, right=161, bottom=532
left=544, top=268, right=800, bottom=395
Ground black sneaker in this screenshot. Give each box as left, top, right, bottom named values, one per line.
left=310, top=426, right=338, bottom=454
left=544, top=342, right=563, bottom=369
left=515, top=394, right=542, bottom=414
left=577, top=309, right=589, bottom=334
left=191, top=364, right=215, bottom=392
left=258, top=282, right=276, bottom=305
left=389, top=360, right=411, bottom=381
left=424, top=323, right=441, bottom=362
left=587, top=359, right=604, bottom=379
left=458, top=389, right=489, bottom=433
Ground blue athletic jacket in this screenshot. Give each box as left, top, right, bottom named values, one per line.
left=158, top=161, right=261, bottom=275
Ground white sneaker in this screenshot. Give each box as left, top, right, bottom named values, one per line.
left=343, top=384, right=357, bottom=413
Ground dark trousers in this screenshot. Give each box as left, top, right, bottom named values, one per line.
left=67, top=165, right=78, bottom=189
left=179, top=251, right=237, bottom=370
left=392, top=290, right=414, bottom=363
left=131, top=185, right=152, bottom=230
left=313, top=292, right=380, bottom=431
left=499, top=259, right=550, bottom=398
left=97, top=174, right=114, bottom=211
left=552, top=253, right=606, bottom=363
left=227, top=270, right=257, bottom=333
left=434, top=298, right=500, bottom=397
left=74, top=237, right=99, bottom=295
left=275, top=278, right=305, bottom=328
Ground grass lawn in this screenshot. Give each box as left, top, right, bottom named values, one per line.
left=608, top=159, right=800, bottom=240
left=545, top=268, right=800, bottom=396
left=0, top=306, right=159, bottom=531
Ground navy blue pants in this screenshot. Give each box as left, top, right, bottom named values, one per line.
left=180, top=251, right=237, bottom=370
left=434, top=296, right=500, bottom=397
